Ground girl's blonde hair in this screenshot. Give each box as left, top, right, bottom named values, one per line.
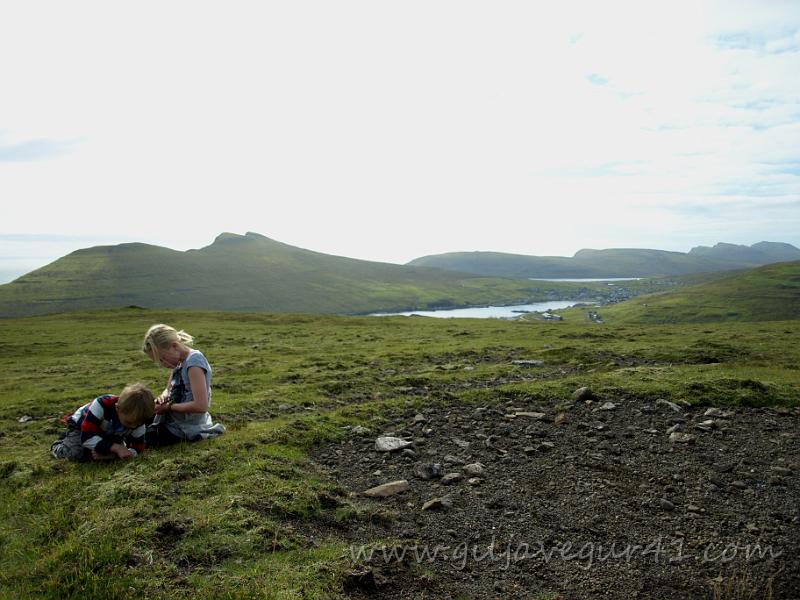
left=142, top=324, right=194, bottom=362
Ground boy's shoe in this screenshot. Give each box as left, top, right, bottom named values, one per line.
left=50, top=440, right=68, bottom=459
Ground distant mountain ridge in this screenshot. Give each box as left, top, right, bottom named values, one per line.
left=407, top=242, right=800, bottom=278
left=0, top=232, right=549, bottom=318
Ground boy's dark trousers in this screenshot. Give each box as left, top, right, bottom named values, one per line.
left=50, top=422, right=88, bottom=460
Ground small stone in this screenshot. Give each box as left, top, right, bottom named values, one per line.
left=468, top=477, right=483, bottom=486
left=660, top=498, right=676, bottom=511
left=669, top=432, right=695, bottom=444
left=771, top=466, right=792, bottom=476
left=412, top=414, right=426, bottom=424
left=443, top=455, right=465, bottom=465
left=278, top=404, right=290, bottom=411
left=452, top=438, right=471, bottom=449
left=441, top=473, right=464, bottom=485
left=463, top=463, right=486, bottom=477
left=512, top=360, right=545, bottom=367
left=538, top=442, right=555, bottom=451
left=401, top=449, right=416, bottom=458
left=351, top=425, right=370, bottom=435
left=515, top=411, right=546, bottom=420
left=730, top=481, right=747, bottom=490
left=666, top=424, right=681, bottom=435
left=687, top=504, right=702, bottom=513
left=655, top=399, right=681, bottom=412
left=572, top=387, right=595, bottom=402
left=599, top=402, right=617, bottom=411
left=363, top=480, right=410, bottom=498
left=523, top=446, right=537, bottom=456
left=554, top=412, right=570, bottom=425
left=17, top=415, right=33, bottom=423
left=421, top=496, right=453, bottom=511
left=375, top=437, right=413, bottom=452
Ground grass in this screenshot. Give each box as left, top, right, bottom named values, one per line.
left=1, top=305, right=798, bottom=598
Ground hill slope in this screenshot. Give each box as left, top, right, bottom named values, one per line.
left=600, top=260, right=800, bottom=323
left=0, top=232, right=571, bottom=317
left=408, top=242, right=800, bottom=278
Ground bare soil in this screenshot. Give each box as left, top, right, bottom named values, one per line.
left=312, top=396, right=800, bottom=599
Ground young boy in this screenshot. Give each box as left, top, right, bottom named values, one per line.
left=50, top=383, right=155, bottom=461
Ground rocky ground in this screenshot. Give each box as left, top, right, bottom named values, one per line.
left=312, top=391, right=800, bottom=599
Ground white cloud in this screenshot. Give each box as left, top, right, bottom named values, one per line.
left=0, top=0, right=798, bottom=278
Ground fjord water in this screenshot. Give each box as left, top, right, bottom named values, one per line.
left=370, top=300, right=579, bottom=319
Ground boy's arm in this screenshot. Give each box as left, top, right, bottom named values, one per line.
left=125, top=424, right=147, bottom=454
left=80, top=396, right=117, bottom=454
left=81, top=396, right=132, bottom=458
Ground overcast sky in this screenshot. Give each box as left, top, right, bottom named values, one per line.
left=1, top=0, right=799, bottom=283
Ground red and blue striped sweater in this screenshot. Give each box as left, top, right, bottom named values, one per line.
left=68, top=394, right=146, bottom=455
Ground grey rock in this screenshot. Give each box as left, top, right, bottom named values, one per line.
left=572, top=387, right=595, bottom=402
left=443, top=455, right=465, bottom=465
left=660, top=498, right=676, bottom=511
left=363, top=480, right=410, bottom=498
left=441, top=473, right=464, bottom=485
left=655, top=399, right=681, bottom=412
left=452, top=438, right=471, bottom=449
left=463, top=463, right=485, bottom=477
left=422, top=496, right=453, bottom=511
left=669, top=432, right=696, bottom=444
left=599, top=402, right=617, bottom=411
left=514, top=411, right=546, bottom=420
left=413, top=463, right=444, bottom=480
left=375, top=436, right=413, bottom=452
left=512, top=360, right=545, bottom=367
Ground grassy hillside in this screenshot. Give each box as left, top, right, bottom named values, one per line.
left=0, top=232, right=603, bottom=318
left=595, top=260, right=800, bottom=323
left=408, top=242, right=800, bottom=278
left=0, top=307, right=798, bottom=598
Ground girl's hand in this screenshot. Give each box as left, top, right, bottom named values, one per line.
left=91, top=451, right=115, bottom=461
left=154, top=402, right=171, bottom=415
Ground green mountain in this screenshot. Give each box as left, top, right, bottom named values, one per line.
left=408, top=242, right=800, bottom=278
left=688, top=241, right=800, bottom=264
left=0, top=232, right=573, bottom=318
left=601, top=260, right=800, bottom=323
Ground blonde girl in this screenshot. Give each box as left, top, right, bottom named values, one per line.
left=142, top=324, right=225, bottom=446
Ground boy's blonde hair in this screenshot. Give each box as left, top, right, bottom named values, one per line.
left=142, top=324, right=194, bottom=362
left=117, top=383, right=155, bottom=424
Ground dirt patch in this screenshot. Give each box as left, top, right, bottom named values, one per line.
left=312, top=398, right=800, bottom=599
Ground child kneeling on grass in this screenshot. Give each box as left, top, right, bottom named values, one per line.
left=50, top=383, right=155, bottom=461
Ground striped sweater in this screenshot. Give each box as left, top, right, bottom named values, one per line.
left=68, top=394, right=146, bottom=455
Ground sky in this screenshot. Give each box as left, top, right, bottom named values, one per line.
left=1, top=0, right=799, bottom=283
